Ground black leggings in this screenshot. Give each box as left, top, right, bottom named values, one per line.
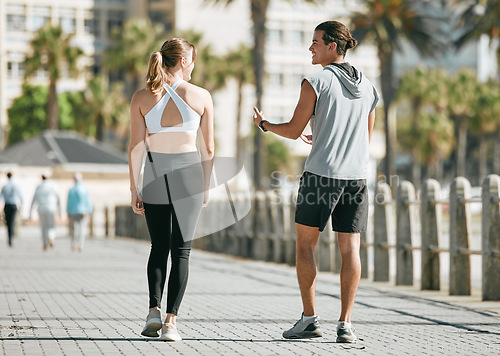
left=144, top=202, right=192, bottom=315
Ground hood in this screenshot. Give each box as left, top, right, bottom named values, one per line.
left=325, top=64, right=363, bottom=98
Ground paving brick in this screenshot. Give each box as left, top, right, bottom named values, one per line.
left=1, top=226, right=499, bottom=355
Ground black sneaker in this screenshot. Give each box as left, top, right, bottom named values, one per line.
left=282, top=314, right=323, bottom=339
left=336, top=321, right=358, bottom=343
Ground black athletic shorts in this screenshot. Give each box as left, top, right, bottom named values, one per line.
left=294, top=171, right=368, bottom=233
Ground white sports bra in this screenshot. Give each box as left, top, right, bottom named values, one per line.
left=144, top=80, right=201, bottom=134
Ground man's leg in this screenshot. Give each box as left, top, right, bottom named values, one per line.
left=295, top=223, right=320, bottom=316
left=4, top=205, right=16, bottom=247
left=47, top=213, right=56, bottom=247
left=39, top=212, right=49, bottom=249
left=68, top=215, right=75, bottom=248
left=337, top=232, right=361, bottom=322
left=79, top=215, right=88, bottom=249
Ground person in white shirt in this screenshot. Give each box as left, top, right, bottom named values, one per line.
left=29, top=174, right=61, bottom=250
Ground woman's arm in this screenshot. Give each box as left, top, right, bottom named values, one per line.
left=198, top=89, right=215, bottom=206
left=128, top=91, right=147, bottom=215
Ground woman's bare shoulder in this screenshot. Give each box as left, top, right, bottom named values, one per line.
left=132, top=88, right=153, bottom=102
left=180, top=82, right=211, bottom=99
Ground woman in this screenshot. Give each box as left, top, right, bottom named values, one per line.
left=128, top=38, right=214, bottom=341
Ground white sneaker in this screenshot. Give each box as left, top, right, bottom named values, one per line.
left=141, top=309, right=162, bottom=337
left=159, top=322, right=182, bottom=341
left=282, top=314, right=323, bottom=339
left=336, top=321, right=358, bottom=343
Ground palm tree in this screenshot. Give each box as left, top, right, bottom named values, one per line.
left=86, top=76, right=128, bottom=141
left=24, top=24, right=84, bottom=130
left=418, top=111, right=455, bottom=181
left=204, top=0, right=318, bottom=189
left=350, top=0, right=444, bottom=180
left=455, top=0, right=500, bottom=175
left=455, top=0, right=500, bottom=80
left=67, top=76, right=128, bottom=141
left=396, top=68, right=453, bottom=182
left=468, top=80, right=500, bottom=181
left=396, top=67, right=433, bottom=186
left=104, top=18, right=164, bottom=98
left=397, top=110, right=454, bottom=181
left=226, top=44, right=254, bottom=163
left=446, top=69, right=478, bottom=177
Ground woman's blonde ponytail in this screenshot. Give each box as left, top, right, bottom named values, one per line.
left=145, top=39, right=197, bottom=94
left=146, top=51, right=169, bottom=95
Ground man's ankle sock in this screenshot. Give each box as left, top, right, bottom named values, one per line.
left=302, top=314, right=317, bottom=322
left=337, top=321, right=351, bottom=329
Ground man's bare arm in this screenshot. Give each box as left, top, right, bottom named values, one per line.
left=253, top=81, right=316, bottom=139
left=368, top=109, right=375, bottom=143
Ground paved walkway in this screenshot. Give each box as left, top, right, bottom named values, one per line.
left=1, top=226, right=499, bottom=356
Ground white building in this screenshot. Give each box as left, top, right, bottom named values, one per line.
left=0, top=0, right=175, bottom=148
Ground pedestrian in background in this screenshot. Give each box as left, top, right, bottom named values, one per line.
left=253, top=21, right=379, bottom=343
left=29, top=174, right=61, bottom=251
left=66, top=173, right=93, bottom=252
left=0, top=172, right=23, bottom=247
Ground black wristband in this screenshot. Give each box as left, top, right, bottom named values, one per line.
left=259, top=120, right=268, bottom=132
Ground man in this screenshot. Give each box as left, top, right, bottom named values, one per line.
left=66, top=173, right=92, bottom=251
left=253, top=21, right=379, bottom=343
left=0, top=172, right=23, bottom=247
left=30, top=174, right=61, bottom=250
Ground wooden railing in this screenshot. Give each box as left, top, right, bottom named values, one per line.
left=113, top=174, right=500, bottom=301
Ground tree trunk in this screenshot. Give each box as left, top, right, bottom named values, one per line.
left=479, top=133, right=487, bottom=183
left=434, top=150, right=443, bottom=182
left=412, top=147, right=421, bottom=188
left=130, top=74, right=141, bottom=99
left=456, top=116, right=467, bottom=177
left=47, top=80, right=59, bottom=130
left=494, top=133, right=500, bottom=174
left=411, top=105, right=421, bottom=188
left=96, top=114, right=104, bottom=142
left=251, top=0, right=269, bottom=190
left=378, top=48, right=395, bottom=181
left=235, top=81, right=243, bottom=163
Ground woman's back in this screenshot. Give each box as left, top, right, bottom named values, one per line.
left=136, top=80, right=207, bottom=154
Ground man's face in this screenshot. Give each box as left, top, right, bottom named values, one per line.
left=309, top=30, right=334, bottom=66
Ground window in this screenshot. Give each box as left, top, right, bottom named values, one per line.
left=267, top=29, right=283, bottom=43
left=291, top=72, right=303, bottom=86
left=290, top=30, right=303, bottom=44
left=7, top=14, right=26, bottom=32
left=148, top=11, right=173, bottom=33
left=84, top=10, right=101, bottom=37
left=32, top=6, right=50, bottom=31
left=6, top=2, right=25, bottom=29
left=60, top=8, right=76, bottom=34
left=270, top=73, right=284, bottom=87
left=61, top=17, right=76, bottom=33
left=90, top=56, right=101, bottom=75
left=33, top=15, right=49, bottom=31
left=36, top=64, right=49, bottom=80
left=107, top=10, right=125, bottom=35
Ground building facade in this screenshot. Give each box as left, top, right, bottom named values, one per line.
left=2, top=0, right=495, bottom=161
left=0, top=0, right=176, bottom=148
